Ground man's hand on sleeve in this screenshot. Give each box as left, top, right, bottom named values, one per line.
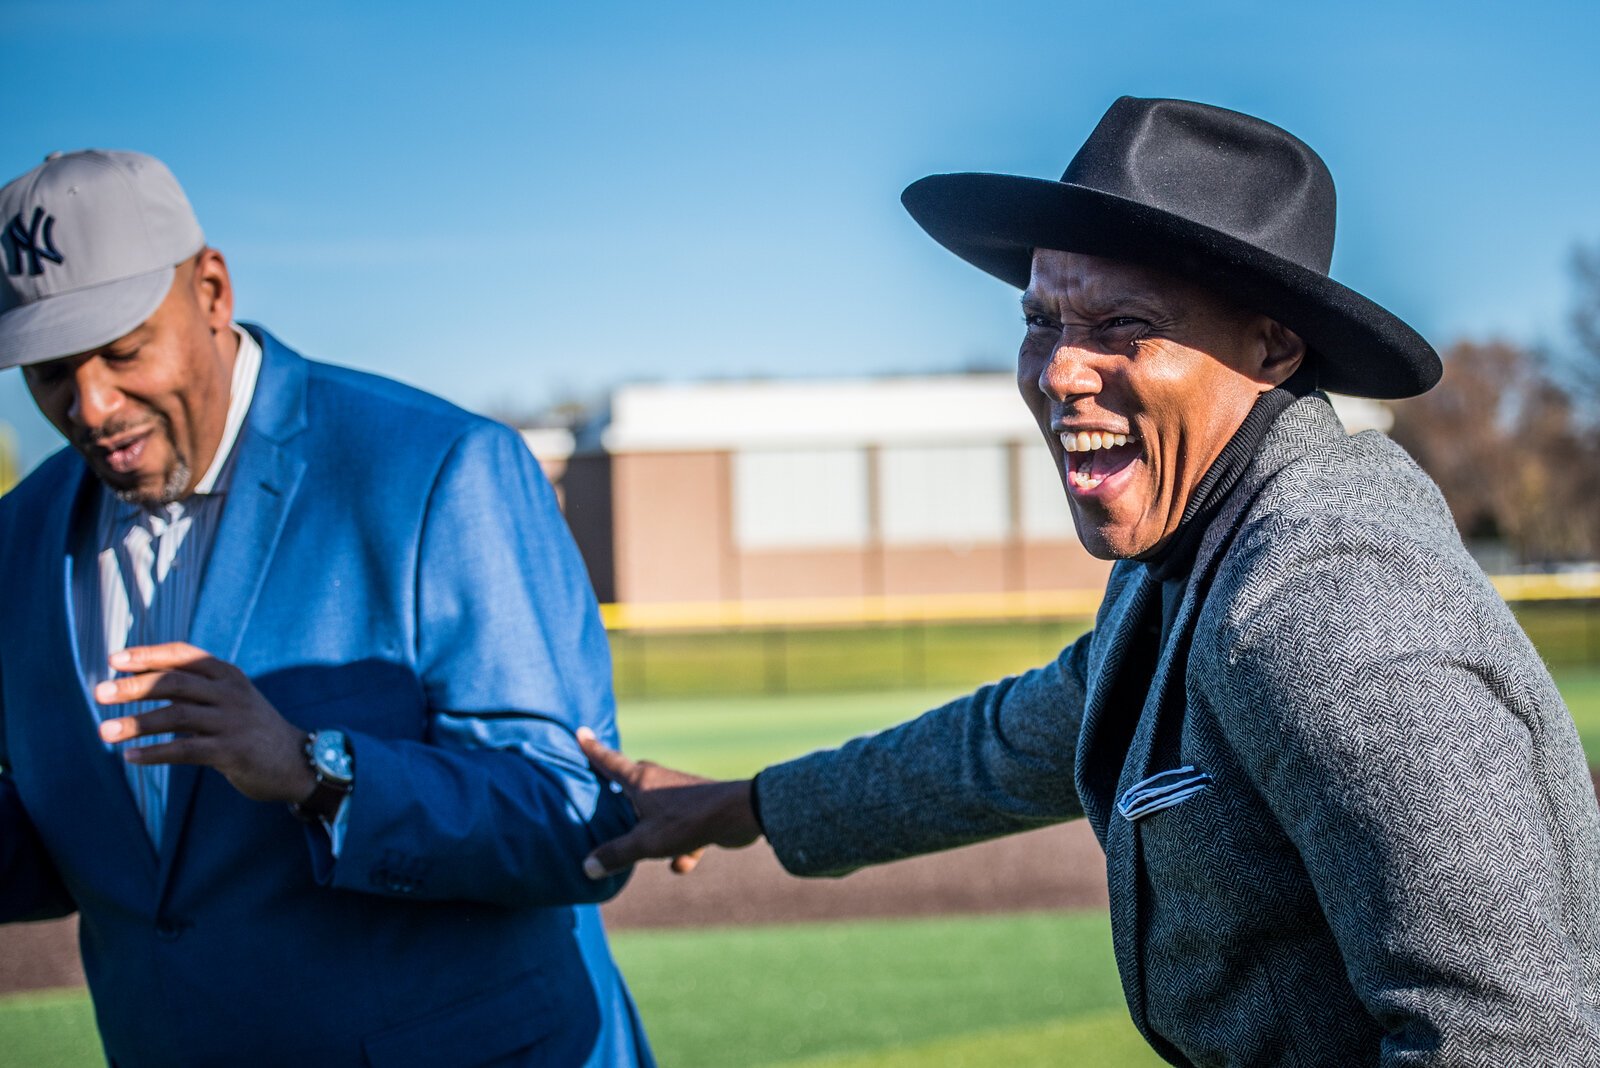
left=577, top=728, right=762, bottom=880
left=95, top=642, right=316, bottom=805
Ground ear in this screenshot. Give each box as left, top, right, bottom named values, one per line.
left=1251, top=317, right=1306, bottom=391
left=190, top=248, right=235, bottom=336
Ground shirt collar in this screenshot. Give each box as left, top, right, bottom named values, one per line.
left=191, top=323, right=262, bottom=496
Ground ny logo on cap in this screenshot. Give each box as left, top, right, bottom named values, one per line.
left=3, top=207, right=65, bottom=277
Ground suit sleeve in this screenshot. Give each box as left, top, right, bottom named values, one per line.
left=311, top=422, right=635, bottom=907
left=0, top=776, right=73, bottom=922
left=0, top=657, right=76, bottom=922
left=755, top=635, right=1091, bottom=877
left=1213, top=515, right=1600, bottom=1063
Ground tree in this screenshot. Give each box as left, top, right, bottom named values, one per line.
left=1563, top=242, right=1600, bottom=419
left=1389, top=338, right=1600, bottom=566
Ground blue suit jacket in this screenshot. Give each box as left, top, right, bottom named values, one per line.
left=0, top=328, right=653, bottom=1067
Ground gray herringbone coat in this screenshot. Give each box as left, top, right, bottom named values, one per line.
left=756, top=394, right=1600, bottom=1066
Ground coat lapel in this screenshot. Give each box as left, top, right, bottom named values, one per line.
left=1093, top=569, right=1183, bottom=1056
left=156, top=329, right=309, bottom=892
left=43, top=460, right=164, bottom=879
left=1099, top=554, right=1213, bottom=1054
left=1074, top=565, right=1157, bottom=842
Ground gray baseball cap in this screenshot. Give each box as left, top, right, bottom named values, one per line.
left=0, top=150, right=205, bottom=370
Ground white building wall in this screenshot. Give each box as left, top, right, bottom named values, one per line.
left=878, top=444, right=1011, bottom=545
left=1018, top=442, right=1076, bottom=539
left=733, top=448, right=870, bottom=549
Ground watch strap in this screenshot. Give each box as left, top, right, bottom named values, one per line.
left=292, top=777, right=349, bottom=823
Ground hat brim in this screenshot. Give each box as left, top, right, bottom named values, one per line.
left=902, top=173, right=1441, bottom=400
left=0, top=264, right=174, bottom=370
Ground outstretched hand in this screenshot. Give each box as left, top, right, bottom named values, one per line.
left=577, top=728, right=762, bottom=879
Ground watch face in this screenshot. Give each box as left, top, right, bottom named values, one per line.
left=312, top=730, right=354, bottom=785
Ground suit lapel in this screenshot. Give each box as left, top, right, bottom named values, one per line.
left=156, top=330, right=309, bottom=892
left=1074, top=566, right=1157, bottom=842
left=1093, top=568, right=1183, bottom=1055
left=40, top=460, right=165, bottom=878
left=1099, top=565, right=1206, bottom=1051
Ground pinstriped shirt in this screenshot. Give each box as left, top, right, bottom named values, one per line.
left=74, top=326, right=261, bottom=847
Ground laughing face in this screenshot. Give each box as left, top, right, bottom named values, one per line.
left=22, top=251, right=237, bottom=506
left=1019, top=250, right=1305, bottom=560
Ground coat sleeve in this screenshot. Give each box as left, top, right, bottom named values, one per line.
left=1212, top=514, right=1600, bottom=1063
left=310, top=422, right=636, bottom=907
left=0, top=777, right=74, bottom=923
left=0, top=656, right=76, bottom=922
left=755, top=635, right=1092, bottom=877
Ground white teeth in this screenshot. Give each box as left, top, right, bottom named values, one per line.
left=1060, top=431, right=1134, bottom=453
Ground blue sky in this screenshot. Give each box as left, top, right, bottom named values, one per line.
left=5, top=0, right=1599, bottom=470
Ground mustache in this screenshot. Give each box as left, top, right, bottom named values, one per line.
left=75, top=415, right=164, bottom=449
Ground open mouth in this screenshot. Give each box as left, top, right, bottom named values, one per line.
left=1060, top=431, right=1141, bottom=493
left=95, top=428, right=155, bottom=475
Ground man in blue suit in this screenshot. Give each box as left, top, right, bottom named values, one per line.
left=0, top=150, right=653, bottom=1065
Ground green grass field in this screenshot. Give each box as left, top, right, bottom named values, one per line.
left=0, top=990, right=100, bottom=1068
left=4, top=655, right=1597, bottom=1066
left=611, top=912, right=1163, bottom=1067
left=1562, top=665, right=1600, bottom=756
left=618, top=687, right=968, bottom=780
left=0, top=912, right=1162, bottom=1068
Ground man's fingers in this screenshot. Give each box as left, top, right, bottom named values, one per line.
left=582, top=825, right=656, bottom=880
left=98, top=703, right=213, bottom=743
left=670, top=848, right=706, bottom=875
left=94, top=671, right=214, bottom=708
left=120, top=735, right=217, bottom=767
left=576, top=727, right=638, bottom=787
left=576, top=731, right=756, bottom=880
left=109, top=642, right=227, bottom=678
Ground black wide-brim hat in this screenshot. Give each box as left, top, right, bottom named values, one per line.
left=901, top=97, right=1441, bottom=399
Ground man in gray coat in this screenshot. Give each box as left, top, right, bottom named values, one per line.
left=580, top=97, right=1600, bottom=1064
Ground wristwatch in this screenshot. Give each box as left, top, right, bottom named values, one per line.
left=291, top=728, right=354, bottom=823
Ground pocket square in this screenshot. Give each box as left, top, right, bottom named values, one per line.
left=1117, top=765, right=1213, bottom=822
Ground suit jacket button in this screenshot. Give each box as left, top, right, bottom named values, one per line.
left=155, top=919, right=185, bottom=942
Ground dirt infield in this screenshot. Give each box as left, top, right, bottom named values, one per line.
left=0, top=821, right=1105, bottom=996
left=0, top=919, right=86, bottom=996
left=602, top=820, right=1106, bottom=928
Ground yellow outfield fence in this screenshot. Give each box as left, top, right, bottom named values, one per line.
left=599, top=588, right=1106, bottom=632
left=599, top=571, right=1600, bottom=633
left=1489, top=572, right=1600, bottom=603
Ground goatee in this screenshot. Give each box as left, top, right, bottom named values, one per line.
left=114, top=457, right=192, bottom=506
